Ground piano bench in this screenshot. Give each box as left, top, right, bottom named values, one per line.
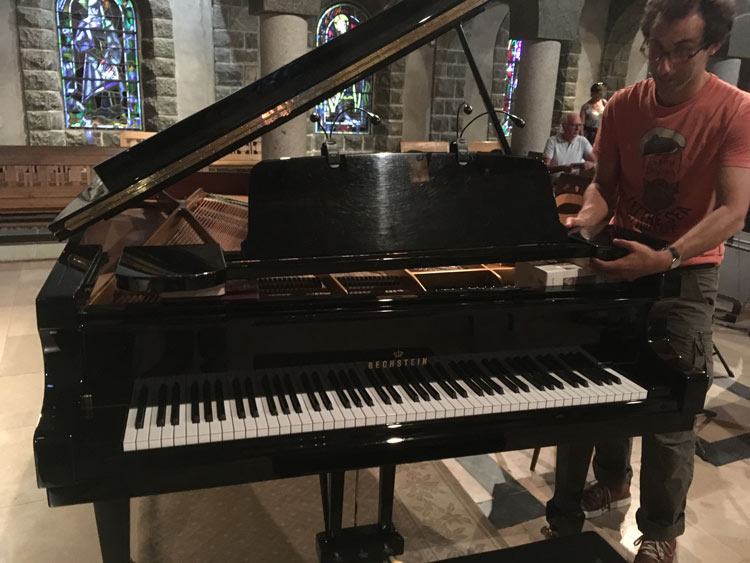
left=434, top=531, right=627, bottom=563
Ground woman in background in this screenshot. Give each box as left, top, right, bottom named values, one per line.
left=580, top=82, right=607, bottom=144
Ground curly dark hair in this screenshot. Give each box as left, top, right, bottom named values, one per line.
left=641, top=0, right=735, bottom=46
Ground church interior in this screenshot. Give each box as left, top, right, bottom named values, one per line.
left=1, top=0, right=749, bottom=562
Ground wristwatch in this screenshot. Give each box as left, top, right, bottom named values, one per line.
left=663, top=245, right=682, bottom=270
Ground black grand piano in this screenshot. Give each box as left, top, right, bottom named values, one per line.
left=34, top=1, right=708, bottom=561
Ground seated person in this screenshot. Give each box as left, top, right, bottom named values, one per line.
left=542, top=113, right=596, bottom=177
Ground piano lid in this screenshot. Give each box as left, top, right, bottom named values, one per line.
left=49, top=0, right=491, bottom=240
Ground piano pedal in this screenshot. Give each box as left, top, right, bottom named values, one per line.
left=316, top=524, right=404, bottom=563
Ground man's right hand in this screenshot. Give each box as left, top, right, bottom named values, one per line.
left=564, top=185, right=610, bottom=230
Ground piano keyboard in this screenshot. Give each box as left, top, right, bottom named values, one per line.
left=122, top=348, right=648, bottom=451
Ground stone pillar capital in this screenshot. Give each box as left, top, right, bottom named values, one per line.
left=248, top=0, right=321, bottom=18
left=509, top=0, right=584, bottom=41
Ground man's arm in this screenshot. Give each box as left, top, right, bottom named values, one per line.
left=564, top=156, right=618, bottom=228
left=594, top=166, right=750, bottom=281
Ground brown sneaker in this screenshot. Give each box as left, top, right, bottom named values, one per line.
left=581, top=481, right=631, bottom=518
left=633, top=536, right=676, bottom=563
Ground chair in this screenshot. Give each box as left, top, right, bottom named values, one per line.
left=555, top=192, right=583, bottom=224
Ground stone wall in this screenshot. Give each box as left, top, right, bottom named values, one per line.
left=552, top=40, right=581, bottom=134
left=16, top=0, right=67, bottom=146
left=212, top=0, right=260, bottom=102
left=430, top=34, right=469, bottom=142
left=15, top=0, right=177, bottom=146
left=599, top=0, right=645, bottom=93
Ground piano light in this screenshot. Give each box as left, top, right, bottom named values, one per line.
left=387, top=424, right=402, bottom=429
left=387, top=437, right=405, bottom=444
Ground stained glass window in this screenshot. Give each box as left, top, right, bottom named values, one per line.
left=503, top=40, right=522, bottom=136
left=56, top=0, right=142, bottom=129
left=313, top=3, right=373, bottom=135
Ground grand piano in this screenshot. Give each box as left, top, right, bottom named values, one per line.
left=34, top=1, right=709, bottom=562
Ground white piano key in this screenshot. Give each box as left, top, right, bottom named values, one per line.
left=297, top=388, right=323, bottom=432
left=216, top=378, right=236, bottom=441
left=148, top=403, right=162, bottom=449
left=136, top=399, right=152, bottom=451
left=226, top=377, right=247, bottom=441
left=123, top=384, right=141, bottom=452
left=172, top=378, right=187, bottom=447
left=260, top=391, right=281, bottom=436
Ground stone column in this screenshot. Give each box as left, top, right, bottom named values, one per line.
left=708, top=57, right=742, bottom=86
left=510, top=40, right=561, bottom=157
left=249, top=0, right=320, bottom=159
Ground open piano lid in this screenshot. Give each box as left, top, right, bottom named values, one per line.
left=49, top=0, right=491, bottom=240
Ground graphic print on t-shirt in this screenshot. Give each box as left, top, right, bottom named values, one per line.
left=627, top=127, right=691, bottom=235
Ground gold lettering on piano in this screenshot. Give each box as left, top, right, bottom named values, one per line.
left=368, top=357, right=427, bottom=369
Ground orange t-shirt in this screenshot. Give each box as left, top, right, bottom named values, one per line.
left=595, top=73, right=750, bottom=266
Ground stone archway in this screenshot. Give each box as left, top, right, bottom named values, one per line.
left=599, top=0, right=646, bottom=92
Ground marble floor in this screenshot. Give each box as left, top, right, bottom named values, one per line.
left=1, top=258, right=748, bottom=563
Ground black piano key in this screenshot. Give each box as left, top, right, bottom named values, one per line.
left=448, top=361, right=483, bottom=396
left=459, top=360, right=494, bottom=395
left=261, top=376, right=279, bottom=416
left=481, top=358, right=519, bottom=393
left=505, top=357, right=546, bottom=391
left=244, top=377, right=260, bottom=418
left=327, top=370, right=351, bottom=408
left=491, top=358, right=529, bottom=392
left=538, top=354, right=587, bottom=388
left=560, top=353, right=608, bottom=385
left=202, top=380, right=214, bottom=422
left=348, top=369, right=374, bottom=406
left=284, top=374, right=303, bottom=414
left=375, top=368, right=402, bottom=404
left=135, top=385, right=149, bottom=429
left=311, top=372, right=334, bottom=411
left=156, top=384, right=168, bottom=427
left=232, top=378, right=246, bottom=419
left=573, top=352, right=621, bottom=384
left=190, top=381, right=200, bottom=423
left=434, top=362, right=468, bottom=398
left=272, top=374, right=291, bottom=415
left=170, top=382, right=180, bottom=425
left=516, top=355, right=557, bottom=390
left=389, top=367, right=419, bottom=402
left=300, top=372, right=322, bottom=411
left=522, top=356, right=564, bottom=390
left=364, top=368, right=391, bottom=404
left=214, top=380, right=227, bottom=421
left=424, top=364, right=456, bottom=399
left=398, top=366, right=429, bottom=401
left=464, top=360, right=502, bottom=395
left=411, top=366, right=441, bottom=400
left=338, top=370, right=362, bottom=407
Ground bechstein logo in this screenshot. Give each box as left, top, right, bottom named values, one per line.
left=367, top=349, right=428, bottom=369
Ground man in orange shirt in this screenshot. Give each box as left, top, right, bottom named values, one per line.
left=544, top=1, right=750, bottom=561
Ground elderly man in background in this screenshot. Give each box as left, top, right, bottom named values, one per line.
left=542, top=112, right=597, bottom=177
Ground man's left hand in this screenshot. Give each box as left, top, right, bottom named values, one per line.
left=590, top=238, right=672, bottom=281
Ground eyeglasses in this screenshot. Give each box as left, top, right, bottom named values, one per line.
left=640, top=39, right=707, bottom=65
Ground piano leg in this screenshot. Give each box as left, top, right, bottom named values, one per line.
left=377, top=465, right=396, bottom=532
left=316, top=468, right=403, bottom=563
left=319, top=471, right=345, bottom=536
left=93, top=498, right=131, bottom=563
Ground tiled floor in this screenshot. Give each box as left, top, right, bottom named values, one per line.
left=1, top=258, right=748, bottom=562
